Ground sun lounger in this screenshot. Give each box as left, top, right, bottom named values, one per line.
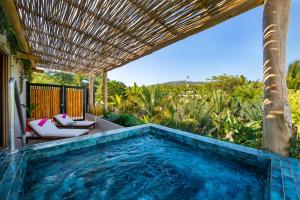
left=54, top=114, right=96, bottom=128
left=28, top=118, right=89, bottom=140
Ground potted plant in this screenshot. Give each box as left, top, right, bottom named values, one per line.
left=21, top=103, right=37, bottom=132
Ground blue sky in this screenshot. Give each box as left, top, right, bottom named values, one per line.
left=109, top=2, right=300, bottom=86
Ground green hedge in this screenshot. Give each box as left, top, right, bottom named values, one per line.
left=104, top=113, right=142, bottom=127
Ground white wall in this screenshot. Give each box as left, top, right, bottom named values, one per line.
left=0, top=34, right=27, bottom=137
left=11, top=56, right=27, bottom=137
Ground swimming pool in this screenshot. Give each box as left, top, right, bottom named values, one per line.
left=1, top=124, right=300, bottom=199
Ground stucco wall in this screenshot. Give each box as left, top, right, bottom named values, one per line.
left=0, top=34, right=27, bottom=137
left=85, top=113, right=123, bottom=132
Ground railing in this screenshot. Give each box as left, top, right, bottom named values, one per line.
left=8, top=78, right=26, bottom=153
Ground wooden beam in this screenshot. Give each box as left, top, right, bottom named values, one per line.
left=15, top=52, right=41, bottom=61
left=0, top=0, right=35, bottom=68
left=102, top=71, right=108, bottom=111
left=262, top=0, right=292, bottom=156
left=31, top=68, right=44, bottom=73
left=108, top=0, right=264, bottom=71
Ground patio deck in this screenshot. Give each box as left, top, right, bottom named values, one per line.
left=17, top=128, right=103, bottom=146
left=18, top=114, right=123, bottom=146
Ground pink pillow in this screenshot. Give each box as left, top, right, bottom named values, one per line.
left=62, top=113, right=67, bottom=119
left=38, top=118, right=48, bottom=127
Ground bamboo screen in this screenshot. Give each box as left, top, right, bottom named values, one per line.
left=66, top=87, right=84, bottom=120
left=29, top=85, right=61, bottom=119
left=14, top=0, right=263, bottom=75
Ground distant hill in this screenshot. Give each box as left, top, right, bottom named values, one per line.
left=159, top=80, right=203, bottom=86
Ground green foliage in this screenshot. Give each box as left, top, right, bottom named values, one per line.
left=205, top=74, right=247, bottom=94
left=286, top=61, right=300, bottom=158
left=31, top=70, right=87, bottom=86
left=287, top=60, right=300, bottom=90
left=232, top=82, right=262, bottom=103
left=21, top=103, right=37, bottom=118
left=289, top=90, right=300, bottom=128
left=139, top=85, right=163, bottom=119
left=0, top=8, right=22, bottom=54
left=89, top=105, right=103, bottom=116
left=0, top=9, right=32, bottom=93
left=105, top=113, right=142, bottom=127
left=95, top=78, right=127, bottom=104
left=290, top=137, right=300, bottom=159
left=103, top=75, right=266, bottom=150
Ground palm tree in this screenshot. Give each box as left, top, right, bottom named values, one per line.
left=287, top=60, right=300, bottom=90
left=139, top=86, right=163, bottom=121
left=110, top=95, right=123, bottom=112
left=209, top=90, right=230, bottom=114
left=242, top=103, right=263, bottom=122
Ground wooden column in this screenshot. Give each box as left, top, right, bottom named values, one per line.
left=263, top=0, right=292, bottom=156
left=102, top=71, right=108, bottom=111
left=88, top=77, right=95, bottom=107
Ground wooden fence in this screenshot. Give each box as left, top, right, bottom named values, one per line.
left=65, top=87, right=85, bottom=120
left=27, top=83, right=87, bottom=120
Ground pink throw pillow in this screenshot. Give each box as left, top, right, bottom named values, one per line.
left=62, top=113, right=67, bottom=119
left=38, top=118, right=48, bottom=127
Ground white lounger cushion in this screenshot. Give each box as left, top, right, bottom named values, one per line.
left=29, top=119, right=88, bottom=137
left=54, top=114, right=95, bottom=127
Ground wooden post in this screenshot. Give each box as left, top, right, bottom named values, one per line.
left=88, top=77, right=95, bottom=107
left=102, top=71, right=108, bottom=111
left=263, top=0, right=292, bottom=156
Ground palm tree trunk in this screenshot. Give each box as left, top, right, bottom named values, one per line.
left=263, top=0, right=292, bottom=156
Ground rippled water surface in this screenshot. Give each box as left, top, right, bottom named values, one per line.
left=20, top=134, right=266, bottom=200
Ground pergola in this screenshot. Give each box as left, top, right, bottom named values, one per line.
left=0, top=0, right=292, bottom=156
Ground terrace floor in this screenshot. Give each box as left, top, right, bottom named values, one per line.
left=16, top=114, right=123, bottom=146
left=16, top=127, right=104, bottom=146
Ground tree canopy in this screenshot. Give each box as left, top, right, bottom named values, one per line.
left=31, top=71, right=87, bottom=86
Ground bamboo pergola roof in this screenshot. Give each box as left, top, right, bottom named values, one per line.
left=13, top=0, right=263, bottom=76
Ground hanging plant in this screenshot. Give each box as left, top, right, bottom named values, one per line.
left=1, top=8, right=32, bottom=93
left=0, top=8, right=22, bottom=54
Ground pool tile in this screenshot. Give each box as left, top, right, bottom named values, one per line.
left=271, top=190, right=284, bottom=200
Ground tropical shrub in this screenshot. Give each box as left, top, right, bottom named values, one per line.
left=31, top=71, right=87, bottom=86
left=104, top=113, right=142, bottom=127
left=289, top=90, right=300, bottom=131
left=290, top=137, right=300, bottom=159
left=89, top=104, right=103, bottom=116
left=287, top=60, right=300, bottom=90
left=95, top=78, right=127, bottom=104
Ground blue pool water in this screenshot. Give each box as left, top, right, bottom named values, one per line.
left=20, top=134, right=266, bottom=200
